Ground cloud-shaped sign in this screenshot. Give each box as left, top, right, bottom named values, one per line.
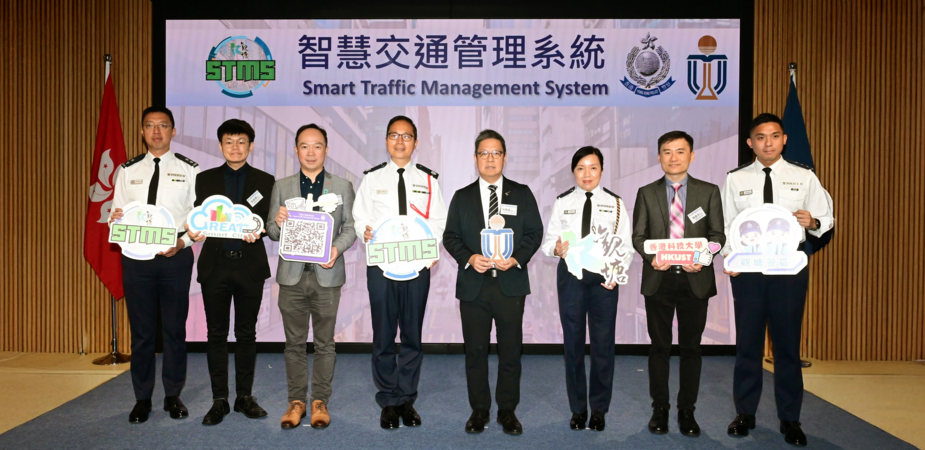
left=187, top=195, right=264, bottom=239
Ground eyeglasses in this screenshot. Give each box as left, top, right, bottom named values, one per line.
left=476, top=150, right=505, bottom=160
left=144, top=123, right=172, bottom=130
left=387, top=133, right=415, bottom=142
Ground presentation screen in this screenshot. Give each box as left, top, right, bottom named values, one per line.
left=165, top=19, right=741, bottom=345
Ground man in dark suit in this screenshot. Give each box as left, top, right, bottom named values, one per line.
left=443, top=129, right=544, bottom=435
left=631, top=130, right=726, bottom=437
left=191, top=119, right=275, bottom=425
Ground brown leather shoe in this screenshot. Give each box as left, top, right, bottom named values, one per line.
left=310, top=400, right=331, bottom=428
left=280, top=401, right=306, bottom=429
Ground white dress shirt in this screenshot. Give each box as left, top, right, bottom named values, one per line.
left=110, top=150, right=200, bottom=248
left=478, top=176, right=503, bottom=228
left=720, top=158, right=833, bottom=256
left=541, top=185, right=635, bottom=268
left=353, top=159, right=448, bottom=243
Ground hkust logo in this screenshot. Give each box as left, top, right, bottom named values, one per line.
left=686, top=35, right=728, bottom=100
left=622, top=33, right=674, bottom=97
left=206, top=36, right=275, bottom=98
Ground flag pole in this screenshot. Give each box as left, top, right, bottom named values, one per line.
left=93, top=53, right=130, bottom=366
left=765, top=61, right=813, bottom=369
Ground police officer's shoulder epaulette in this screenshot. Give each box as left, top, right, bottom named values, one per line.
left=557, top=186, right=575, bottom=199
left=416, top=163, right=439, bottom=178
left=174, top=153, right=199, bottom=167
left=602, top=187, right=621, bottom=199
left=784, top=158, right=815, bottom=173
left=727, top=162, right=752, bottom=174
left=363, top=162, right=387, bottom=174
left=120, top=153, right=145, bottom=169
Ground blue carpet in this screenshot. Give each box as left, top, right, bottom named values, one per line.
left=0, top=354, right=913, bottom=449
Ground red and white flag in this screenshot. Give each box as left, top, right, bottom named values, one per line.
left=83, top=72, right=127, bottom=300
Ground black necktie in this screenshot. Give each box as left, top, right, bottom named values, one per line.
left=763, top=167, right=773, bottom=204
left=397, top=168, right=407, bottom=215
left=147, top=157, right=161, bottom=205
left=581, top=191, right=593, bottom=238
left=488, top=185, right=499, bottom=221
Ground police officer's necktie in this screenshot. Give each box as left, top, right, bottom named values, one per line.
left=147, top=157, right=161, bottom=205
left=581, top=191, right=593, bottom=238
left=488, top=185, right=499, bottom=221
left=397, top=168, right=407, bottom=215
left=763, top=167, right=773, bottom=204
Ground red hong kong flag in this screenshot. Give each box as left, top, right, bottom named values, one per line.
left=83, top=73, right=127, bottom=300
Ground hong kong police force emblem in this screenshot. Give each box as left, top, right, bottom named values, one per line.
left=621, top=33, right=674, bottom=97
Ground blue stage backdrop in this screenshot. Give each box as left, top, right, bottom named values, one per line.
left=164, top=19, right=741, bottom=345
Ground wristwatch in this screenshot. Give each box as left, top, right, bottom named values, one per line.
left=812, top=218, right=820, bottom=230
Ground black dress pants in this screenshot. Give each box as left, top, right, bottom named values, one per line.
left=122, top=248, right=193, bottom=401
left=459, top=275, right=525, bottom=411
left=644, top=271, right=709, bottom=410
left=201, top=257, right=265, bottom=400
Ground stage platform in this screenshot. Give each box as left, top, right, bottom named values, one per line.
left=1, top=352, right=921, bottom=449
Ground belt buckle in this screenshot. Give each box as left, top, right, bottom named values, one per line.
left=226, top=250, right=243, bottom=259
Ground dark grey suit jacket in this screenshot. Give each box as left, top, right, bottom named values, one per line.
left=443, top=177, right=544, bottom=302
left=631, top=176, right=726, bottom=299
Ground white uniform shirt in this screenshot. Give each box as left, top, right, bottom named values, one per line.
left=478, top=176, right=503, bottom=228
left=110, top=150, right=200, bottom=248
left=353, top=160, right=448, bottom=243
left=720, top=158, right=833, bottom=256
left=541, top=185, right=634, bottom=268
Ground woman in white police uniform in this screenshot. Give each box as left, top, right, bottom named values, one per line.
left=541, top=146, right=633, bottom=432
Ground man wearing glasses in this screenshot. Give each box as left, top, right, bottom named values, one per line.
left=353, top=115, right=447, bottom=430
left=267, top=124, right=357, bottom=429
left=442, top=130, right=543, bottom=435
left=109, top=106, right=199, bottom=423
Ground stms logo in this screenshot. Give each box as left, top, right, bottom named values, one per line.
left=206, top=36, right=275, bottom=98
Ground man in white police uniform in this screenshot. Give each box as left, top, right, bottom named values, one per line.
left=109, top=106, right=200, bottom=423
left=353, top=115, right=448, bottom=430
left=721, top=113, right=833, bottom=446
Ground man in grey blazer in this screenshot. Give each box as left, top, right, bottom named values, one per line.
left=266, top=124, right=357, bottom=429
left=631, top=131, right=725, bottom=438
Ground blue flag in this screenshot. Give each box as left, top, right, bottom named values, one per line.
left=782, top=73, right=833, bottom=255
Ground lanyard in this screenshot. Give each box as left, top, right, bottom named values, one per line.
left=409, top=174, right=432, bottom=219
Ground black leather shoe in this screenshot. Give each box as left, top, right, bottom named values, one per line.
left=678, top=408, right=700, bottom=437
left=234, top=395, right=268, bottom=419
left=780, top=421, right=807, bottom=446
left=465, top=409, right=490, bottom=433
left=648, top=406, right=669, bottom=434
left=497, top=409, right=523, bottom=435
left=588, top=411, right=605, bottom=432
left=202, top=399, right=231, bottom=425
left=380, top=406, right=400, bottom=429
left=164, top=396, right=189, bottom=419
left=398, top=401, right=422, bottom=427
left=569, top=411, right=587, bottom=430
left=128, top=399, right=152, bottom=424
left=727, top=413, right=756, bottom=437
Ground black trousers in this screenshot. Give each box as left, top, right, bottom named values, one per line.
left=201, top=257, right=265, bottom=400
left=459, top=275, right=525, bottom=411
left=731, top=263, right=809, bottom=421
left=367, top=266, right=430, bottom=408
left=556, top=259, right=618, bottom=414
left=122, top=248, right=193, bottom=401
left=644, top=271, right=709, bottom=410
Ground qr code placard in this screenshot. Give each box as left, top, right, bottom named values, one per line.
left=281, top=219, right=330, bottom=258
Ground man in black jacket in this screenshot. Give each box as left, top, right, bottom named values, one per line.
left=631, top=131, right=725, bottom=437
left=442, top=129, right=544, bottom=435
left=191, top=119, right=276, bottom=425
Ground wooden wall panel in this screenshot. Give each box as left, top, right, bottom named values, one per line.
left=1, top=0, right=922, bottom=360
left=753, top=0, right=925, bottom=360
left=0, top=0, right=151, bottom=354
